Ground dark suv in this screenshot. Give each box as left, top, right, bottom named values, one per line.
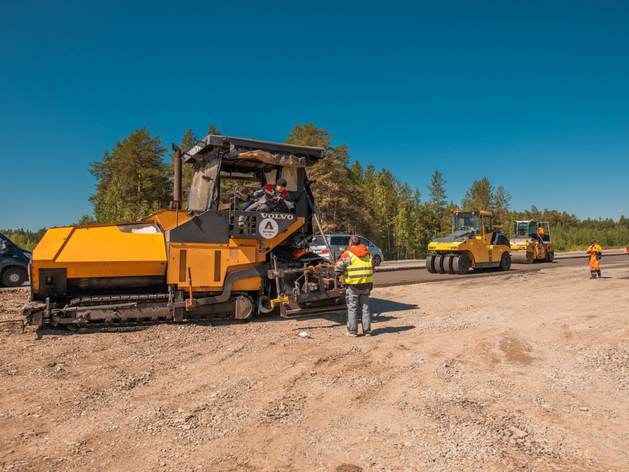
left=0, top=233, right=31, bottom=287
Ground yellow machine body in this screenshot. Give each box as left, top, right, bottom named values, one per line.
left=24, top=134, right=344, bottom=327
left=165, top=217, right=305, bottom=292
left=32, top=223, right=167, bottom=295
left=426, top=210, right=512, bottom=274
left=428, top=236, right=510, bottom=266
left=31, top=214, right=306, bottom=297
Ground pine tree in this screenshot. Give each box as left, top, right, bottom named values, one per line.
left=207, top=124, right=222, bottom=136
left=493, top=185, right=512, bottom=229
left=427, top=170, right=450, bottom=235
left=393, top=185, right=421, bottom=259
left=417, top=201, right=441, bottom=257
left=461, top=177, right=495, bottom=211
left=286, top=123, right=332, bottom=148
left=373, top=169, right=401, bottom=257
left=427, top=170, right=448, bottom=211
left=88, top=128, right=169, bottom=223
left=285, top=124, right=358, bottom=233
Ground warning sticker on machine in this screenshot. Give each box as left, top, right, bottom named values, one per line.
left=259, top=218, right=280, bottom=239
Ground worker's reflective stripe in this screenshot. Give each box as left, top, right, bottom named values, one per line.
left=344, top=253, right=373, bottom=284
left=345, top=271, right=373, bottom=278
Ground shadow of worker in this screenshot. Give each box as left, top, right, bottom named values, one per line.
left=368, top=297, right=417, bottom=336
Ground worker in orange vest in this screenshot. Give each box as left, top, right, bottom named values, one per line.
left=587, top=239, right=603, bottom=278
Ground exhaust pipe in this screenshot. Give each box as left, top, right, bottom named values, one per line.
left=170, top=143, right=182, bottom=210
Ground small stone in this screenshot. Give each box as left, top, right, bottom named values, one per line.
left=507, top=426, right=528, bottom=438
left=580, top=406, right=588, bottom=411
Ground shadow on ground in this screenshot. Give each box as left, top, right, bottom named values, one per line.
left=371, top=325, right=415, bottom=336
left=32, top=297, right=418, bottom=337
left=369, top=297, right=417, bottom=314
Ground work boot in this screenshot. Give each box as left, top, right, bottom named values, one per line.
left=597, top=270, right=602, bottom=278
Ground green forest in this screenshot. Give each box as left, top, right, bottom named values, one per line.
left=3, top=124, right=628, bottom=257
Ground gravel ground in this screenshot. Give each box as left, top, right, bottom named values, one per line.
left=1, top=262, right=628, bottom=471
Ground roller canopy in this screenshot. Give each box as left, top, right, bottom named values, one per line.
left=184, top=135, right=325, bottom=168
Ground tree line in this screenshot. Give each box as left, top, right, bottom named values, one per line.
left=2, top=124, right=628, bottom=256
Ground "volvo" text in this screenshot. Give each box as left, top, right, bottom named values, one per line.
left=260, top=213, right=295, bottom=220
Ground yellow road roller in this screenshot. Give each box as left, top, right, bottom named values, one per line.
left=510, top=220, right=555, bottom=264
left=426, top=210, right=512, bottom=274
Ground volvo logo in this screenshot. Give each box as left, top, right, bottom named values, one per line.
left=260, top=213, right=294, bottom=220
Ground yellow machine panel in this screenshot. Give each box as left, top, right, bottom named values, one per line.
left=143, top=209, right=192, bottom=231
left=167, top=240, right=262, bottom=291
left=32, top=223, right=167, bottom=296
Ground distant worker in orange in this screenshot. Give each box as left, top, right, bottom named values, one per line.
left=537, top=225, right=545, bottom=242
left=587, top=239, right=603, bottom=279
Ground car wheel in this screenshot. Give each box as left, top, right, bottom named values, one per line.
left=499, top=252, right=512, bottom=271
left=2, top=267, right=27, bottom=287
left=372, top=255, right=382, bottom=267
left=546, top=251, right=554, bottom=262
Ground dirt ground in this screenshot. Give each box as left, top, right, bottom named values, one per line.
left=1, top=261, right=629, bottom=472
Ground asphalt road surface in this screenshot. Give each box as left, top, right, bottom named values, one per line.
left=2, top=254, right=627, bottom=291
left=374, top=253, right=629, bottom=287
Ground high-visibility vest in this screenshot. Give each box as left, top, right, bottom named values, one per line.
left=344, top=253, right=374, bottom=284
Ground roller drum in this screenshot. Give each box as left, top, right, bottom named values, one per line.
left=511, top=251, right=534, bottom=264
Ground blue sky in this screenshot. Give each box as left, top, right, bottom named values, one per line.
left=1, top=0, right=628, bottom=230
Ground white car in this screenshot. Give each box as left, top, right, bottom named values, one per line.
left=310, top=234, right=384, bottom=266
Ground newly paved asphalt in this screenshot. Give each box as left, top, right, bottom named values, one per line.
left=373, top=253, right=629, bottom=287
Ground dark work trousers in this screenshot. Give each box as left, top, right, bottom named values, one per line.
left=346, top=284, right=371, bottom=334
